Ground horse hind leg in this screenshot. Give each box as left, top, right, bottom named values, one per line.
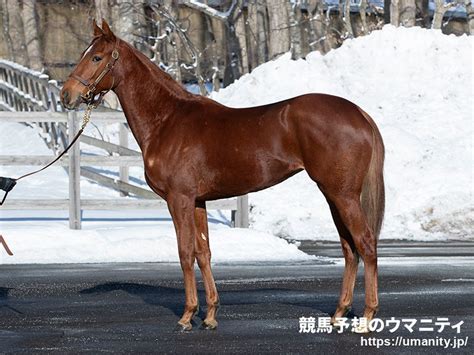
left=194, top=201, right=220, bottom=330
left=325, top=200, right=360, bottom=323
left=328, top=193, right=379, bottom=331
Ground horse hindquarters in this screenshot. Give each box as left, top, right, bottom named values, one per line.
left=301, top=103, right=385, bottom=327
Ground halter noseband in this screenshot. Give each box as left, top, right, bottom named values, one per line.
left=70, top=39, right=120, bottom=106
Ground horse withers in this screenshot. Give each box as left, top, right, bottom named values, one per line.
left=60, top=20, right=385, bottom=332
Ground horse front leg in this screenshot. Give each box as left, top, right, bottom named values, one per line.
left=167, top=193, right=199, bottom=331
left=194, top=201, right=220, bottom=330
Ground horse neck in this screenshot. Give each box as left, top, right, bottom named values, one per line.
left=112, top=42, right=196, bottom=153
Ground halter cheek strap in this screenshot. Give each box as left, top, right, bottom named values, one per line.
left=70, top=39, right=120, bottom=106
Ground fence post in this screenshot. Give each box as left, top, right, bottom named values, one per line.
left=68, top=111, right=81, bottom=229
left=119, top=123, right=129, bottom=196
left=235, top=195, right=249, bottom=228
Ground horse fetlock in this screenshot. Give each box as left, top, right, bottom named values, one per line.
left=184, top=303, right=199, bottom=316
left=363, top=305, right=379, bottom=321
left=333, top=304, right=352, bottom=319
left=178, top=304, right=199, bottom=324
left=209, top=300, right=220, bottom=309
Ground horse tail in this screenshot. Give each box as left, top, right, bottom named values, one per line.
left=358, top=107, right=385, bottom=240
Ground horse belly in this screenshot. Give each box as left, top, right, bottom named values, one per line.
left=198, top=148, right=303, bottom=200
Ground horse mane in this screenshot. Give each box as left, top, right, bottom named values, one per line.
left=119, top=38, right=197, bottom=101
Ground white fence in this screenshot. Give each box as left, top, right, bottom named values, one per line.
left=0, top=111, right=249, bottom=229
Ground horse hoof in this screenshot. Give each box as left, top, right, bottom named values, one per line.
left=175, top=322, right=192, bottom=332
left=200, top=319, right=218, bottom=330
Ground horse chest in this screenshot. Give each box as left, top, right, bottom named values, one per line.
left=142, top=156, right=170, bottom=199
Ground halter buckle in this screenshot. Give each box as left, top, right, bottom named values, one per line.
left=81, top=88, right=94, bottom=102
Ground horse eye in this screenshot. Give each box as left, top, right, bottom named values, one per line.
left=92, top=55, right=102, bottom=62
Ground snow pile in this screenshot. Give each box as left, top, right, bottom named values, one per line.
left=0, top=222, right=311, bottom=264
left=211, top=26, right=473, bottom=241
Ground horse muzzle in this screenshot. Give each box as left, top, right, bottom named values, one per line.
left=61, top=89, right=79, bottom=109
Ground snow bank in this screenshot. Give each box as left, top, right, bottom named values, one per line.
left=0, top=221, right=312, bottom=264
left=211, top=26, right=473, bottom=241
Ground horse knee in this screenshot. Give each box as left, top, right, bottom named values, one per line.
left=179, top=250, right=196, bottom=270
left=196, top=251, right=211, bottom=269
left=341, top=243, right=359, bottom=265
left=362, top=248, right=377, bottom=264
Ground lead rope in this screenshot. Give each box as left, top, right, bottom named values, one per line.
left=0, top=105, right=94, bottom=255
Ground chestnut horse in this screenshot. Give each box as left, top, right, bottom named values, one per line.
left=61, top=20, right=385, bottom=332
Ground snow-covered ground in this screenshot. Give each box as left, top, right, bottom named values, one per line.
left=0, top=220, right=310, bottom=264
left=212, top=25, right=473, bottom=242
left=0, top=26, right=472, bottom=264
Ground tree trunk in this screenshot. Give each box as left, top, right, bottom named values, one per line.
left=164, top=0, right=182, bottom=83
left=256, top=0, right=268, bottom=64
left=265, top=0, right=290, bottom=59
left=205, top=15, right=220, bottom=90
left=1, top=0, right=15, bottom=63
left=384, top=0, right=391, bottom=24
left=235, top=9, right=249, bottom=73
left=242, top=2, right=258, bottom=72
left=22, top=0, right=42, bottom=71
left=116, top=0, right=137, bottom=45
left=5, top=0, right=28, bottom=66
left=432, top=0, right=454, bottom=30
left=94, top=0, right=111, bottom=23
left=286, top=1, right=302, bottom=59
left=390, top=0, right=400, bottom=27
left=308, top=0, right=330, bottom=54
left=465, top=0, right=474, bottom=35
left=416, top=0, right=431, bottom=28
left=299, top=0, right=311, bottom=55
left=359, top=0, right=368, bottom=35
left=343, top=0, right=354, bottom=38
left=400, top=0, right=416, bottom=27
left=245, top=1, right=259, bottom=71
left=206, top=16, right=221, bottom=91
left=223, top=21, right=242, bottom=86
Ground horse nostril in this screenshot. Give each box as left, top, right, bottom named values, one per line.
left=63, top=90, right=70, bottom=102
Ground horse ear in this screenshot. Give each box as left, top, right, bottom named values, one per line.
left=93, top=19, right=103, bottom=37
left=101, top=19, right=116, bottom=41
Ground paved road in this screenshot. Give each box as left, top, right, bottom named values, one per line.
left=0, top=242, right=473, bottom=354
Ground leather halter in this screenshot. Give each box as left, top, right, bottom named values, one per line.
left=70, top=39, right=120, bottom=106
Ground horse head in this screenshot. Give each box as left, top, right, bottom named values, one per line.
left=60, top=19, right=120, bottom=110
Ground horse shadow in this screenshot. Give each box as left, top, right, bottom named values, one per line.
left=79, top=282, right=355, bottom=320
left=0, top=287, right=23, bottom=315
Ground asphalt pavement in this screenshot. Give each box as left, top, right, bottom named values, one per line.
left=0, top=241, right=473, bottom=354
